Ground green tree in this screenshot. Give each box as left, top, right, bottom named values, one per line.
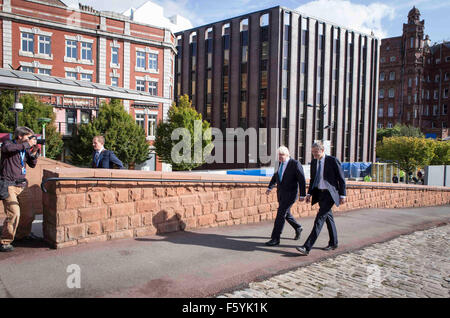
left=376, top=136, right=436, bottom=183
left=377, top=124, right=424, bottom=142
left=69, top=99, right=149, bottom=168
left=154, top=95, right=213, bottom=171
left=430, top=140, right=450, bottom=165
left=0, top=90, right=63, bottom=159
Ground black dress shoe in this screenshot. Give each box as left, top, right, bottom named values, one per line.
left=265, top=239, right=280, bottom=246
left=294, top=227, right=303, bottom=240
left=14, top=232, right=44, bottom=243
left=323, top=245, right=338, bottom=251
left=295, top=246, right=309, bottom=255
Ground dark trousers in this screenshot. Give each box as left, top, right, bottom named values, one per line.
left=271, top=200, right=302, bottom=240
left=304, top=190, right=338, bottom=251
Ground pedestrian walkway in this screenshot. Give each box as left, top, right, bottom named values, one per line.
left=218, top=225, right=450, bottom=298
left=0, top=205, right=448, bottom=297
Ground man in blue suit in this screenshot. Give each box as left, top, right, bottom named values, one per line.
left=296, top=141, right=346, bottom=256
left=92, top=136, right=124, bottom=169
left=265, top=146, right=306, bottom=246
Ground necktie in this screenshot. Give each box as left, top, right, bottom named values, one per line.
left=312, top=159, right=321, bottom=189
left=278, top=162, right=284, bottom=182
left=95, top=152, right=100, bottom=167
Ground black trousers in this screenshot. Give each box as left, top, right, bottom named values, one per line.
left=271, top=199, right=302, bottom=240
left=304, top=190, right=338, bottom=251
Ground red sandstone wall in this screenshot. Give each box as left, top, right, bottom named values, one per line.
left=41, top=167, right=450, bottom=249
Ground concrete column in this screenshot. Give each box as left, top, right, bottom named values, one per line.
left=2, top=20, right=12, bottom=68
left=288, top=12, right=299, bottom=158
left=98, top=37, right=107, bottom=84
left=123, top=41, right=130, bottom=89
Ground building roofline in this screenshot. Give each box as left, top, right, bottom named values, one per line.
left=15, top=0, right=176, bottom=39
left=175, top=5, right=379, bottom=40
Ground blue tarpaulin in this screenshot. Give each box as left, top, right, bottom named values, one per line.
left=227, top=168, right=274, bottom=177
left=341, top=162, right=372, bottom=178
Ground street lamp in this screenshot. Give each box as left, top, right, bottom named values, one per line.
left=38, top=117, right=51, bottom=158
left=10, top=91, right=23, bottom=129
left=307, top=103, right=333, bottom=155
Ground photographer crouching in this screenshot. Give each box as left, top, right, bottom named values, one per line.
left=0, top=126, right=42, bottom=252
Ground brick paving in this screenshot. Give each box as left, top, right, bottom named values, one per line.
left=218, top=225, right=450, bottom=298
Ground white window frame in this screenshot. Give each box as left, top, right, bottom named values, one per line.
left=111, top=47, right=119, bottom=66
left=390, top=56, right=396, bottom=62
left=379, top=89, right=384, bottom=99
left=21, top=66, right=34, bottom=73
left=135, top=113, right=145, bottom=132
left=21, top=32, right=34, bottom=53
left=380, top=72, right=385, bottom=81
left=136, top=80, right=145, bottom=91
left=38, top=68, right=51, bottom=76
left=148, top=53, right=158, bottom=71
left=388, top=104, right=394, bottom=117
left=81, top=42, right=92, bottom=61
left=136, top=51, right=146, bottom=69
left=80, top=73, right=92, bottom=82
left=66, top=40, right=77, bottom=59
left=378, top=107, right=383, bottom=117
left=111, top=77, right=119, bottom=87
left=38, top=35, right=51, bottom=56
left=148, top=81, right=158, bottom=96
left=147, top=113, right=157, bottom=139
left=433, top=105, right=439, bottom=116
left=66, top=71, right=77, bottom=80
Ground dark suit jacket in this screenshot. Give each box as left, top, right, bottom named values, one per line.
left=308, top=155, right=346, bottom=207
left=268, top=159, right=306, bottom=206
left=92, top=150, right=124, bottom=169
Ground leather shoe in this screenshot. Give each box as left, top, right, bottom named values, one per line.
left=296, top=246, right=309, bottom=255
left=265, top=239, right=280, bottom=246
left=294, top=227, right=302, bottom=240
left=14, top=232, right=43, bottom=243
left=323, top=245, right=338, bottom=251
left=0, top=244, right=14, bottom=252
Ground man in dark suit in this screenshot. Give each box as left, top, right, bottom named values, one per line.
left=296, top=141, right=346, bottom=255
left=265, top=146, right=306, bottom=246
left=92, top=136, right=124, bottom=169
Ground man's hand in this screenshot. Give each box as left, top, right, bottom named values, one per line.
left=305, top=195, right=311, bottom=203
left=340, top=197, right=346, bottom=205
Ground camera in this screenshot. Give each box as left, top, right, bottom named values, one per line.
left=30, top=135, right=45, bottom=145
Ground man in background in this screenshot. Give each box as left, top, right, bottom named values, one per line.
left=92, top=136, right=124, bottom=169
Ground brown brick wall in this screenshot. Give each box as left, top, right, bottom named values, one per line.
left=41, top=167, right=450, bottom=249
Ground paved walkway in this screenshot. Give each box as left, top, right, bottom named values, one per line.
left=218, top=225, right=450, bottom=298
left=0, top=205, right=449, bottom=297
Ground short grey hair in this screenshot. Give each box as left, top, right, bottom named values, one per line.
left=14, top=126, right=34, bottom=140
left=312, top=141, right=325, bottom=151
left=93, top=135, right=105, bottom=145
left=277, top=146, right=290, bottom=156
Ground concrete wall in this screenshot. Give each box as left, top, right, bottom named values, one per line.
left=42, top=167, right=450, bottom=249
left=425, top=165, right=449, bottom=186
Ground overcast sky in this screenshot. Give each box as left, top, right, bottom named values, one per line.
left=63, top=0, right=450, bottom=41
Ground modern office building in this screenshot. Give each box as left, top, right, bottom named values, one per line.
left=175, top=6, right=380, bottom=168
left=378, top=7, right=449, bottom=139
left=0, top=0, right=178, bottom=170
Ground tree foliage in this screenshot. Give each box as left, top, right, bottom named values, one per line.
left=0, top=90, right=63, bottom=159
left=154, top=95, right=213, bottom=171
left=69, top=99, right=149, bottom=168
left=376, top=136, right=436, bottom=181
left=430, top=140, right=450, bottom=165
left=377, top=124, right=424, bottom=142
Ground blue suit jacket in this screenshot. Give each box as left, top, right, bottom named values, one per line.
left=92, top=150, right=124, bottom=169
left=308, top=155, right=346, bottom=207
left=268, top=159, right=307, bottom=206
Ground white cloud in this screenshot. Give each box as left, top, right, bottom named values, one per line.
left=296, top=0, right=395, bottom=38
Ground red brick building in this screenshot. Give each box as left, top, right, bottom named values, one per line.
left=0, top=0, right=177, bottom=170
left=378, top=7, right=449, bottom=139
